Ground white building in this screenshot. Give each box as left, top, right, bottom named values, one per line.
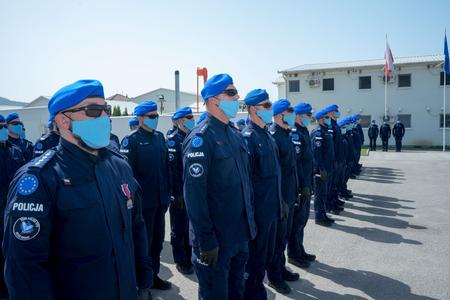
left=274, top=54, right=450, bottom=147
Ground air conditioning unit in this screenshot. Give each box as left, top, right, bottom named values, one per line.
left=308, top=78, right=320, bottom=88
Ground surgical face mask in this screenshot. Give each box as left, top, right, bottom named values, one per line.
left=219, top=99, right=239, bottom=119
left=324, top=117, right=331, bottom=126
left=19, top=128, right=26, bottom=139
left=301, top=117, right=311, bottom=127
left=72, top=116, right=111, bottom=149
left=144, top=117, right=158, bottom=130
left=183, top=119, right=195, bottom=131
left=9, top=124, right=23, bottom=136
left=283, top=113, right=295, bottom=126
left=341, top=128, right=346, bottom=134
left=0, top=127, right=8, bottom=141
left=335, top=111, right=341, bottom=119
left=256, top=109, right=273, bottom=125
left=346, top=126, right=352, bottom=132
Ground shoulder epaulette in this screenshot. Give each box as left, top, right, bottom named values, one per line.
left=28, top=149, right=56, bottom=172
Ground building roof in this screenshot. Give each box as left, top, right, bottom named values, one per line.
left=279, top=54, right=445, bottom=73
left=106, top=93, right=130, bottom=101
left=23, top=96, right=50, bottom=108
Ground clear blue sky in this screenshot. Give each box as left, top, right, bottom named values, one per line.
left=1, top=0, right=449, bottom=102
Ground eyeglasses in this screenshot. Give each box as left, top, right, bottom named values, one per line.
left=8, top=121, right=23, bottom=126
left=255, top=102, right=272, bottom=109
left=285, top=107, right=294, bottom=113
left=220, top=89, right=238, bottom=97
left=62, top=104, right=112, bottom=118
left=184, top=115, right=194, bottom=120
left=144, top=114, right=159, bottom=119
left=0, top=124, right=8, bottom=129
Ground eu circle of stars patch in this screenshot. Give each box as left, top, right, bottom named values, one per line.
left=17, top=174, right=39, bottom=196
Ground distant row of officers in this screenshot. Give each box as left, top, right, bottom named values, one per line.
left=0, top=74, right=403, bottom=300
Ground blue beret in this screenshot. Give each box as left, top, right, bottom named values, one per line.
left=129, top=117, right=139, bottom=126
left=0, top=115, right=5, bottom=123
left=354, top=114, right=361, bottom=119
left=47, top=115, right=54, bottom=128
left=48, top=80, right=104, bottom=115
left=236, top=118, right=246, bottom=125
left=294, top=102, right=312, bottom=115
left=314, top=109, right=328, bottom=119
left=201, top=74, right=233, bottom=100
left=172, top=106, right=193, bottom=121
left=246, top=116, right=250, bottom=123
left=134, top=100, right=157, bottom=116
left=350, top=116, right=357, bottom=122
left=338, top=119, right=346, bottom=127
left=197, top=112, right=207, bottom=124
left=244, top=89, right=269, bottom=106
left=6, top=112, right=19, bottom=123
left=272, top=99, right=291, bottom=116
left=324, top=104, right=339, bottom=113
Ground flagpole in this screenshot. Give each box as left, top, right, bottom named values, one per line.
left=385, top=70, right=388, bottom=120
left=444, top=61, right=446, bottom=152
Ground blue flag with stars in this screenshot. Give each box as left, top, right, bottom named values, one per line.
left=445, top=32, right=450, bottom=75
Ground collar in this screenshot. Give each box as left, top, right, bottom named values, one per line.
left=249, top=121, right=267, bottom=133
left=274, top=123, right=290, bottom=135
left=206, top=114, right=228, bottom=130
left=59, top=138, right=106, bottom=164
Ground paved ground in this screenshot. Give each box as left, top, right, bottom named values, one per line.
left=153, top=150, right=450, bottom=300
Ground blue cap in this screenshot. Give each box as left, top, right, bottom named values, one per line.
left=354, top=114, right=361, bottom=119
left=314, top=109, right=328, bottom=119
left=246, top=116, right=250, bottom=124
left=172, top=106, right=193, bottom=121
left=338, top=119, right=346, bottom=127
left=129, top=117, right=139, bottom=127
left=324, top=104, right=339, bottom=113
left=6, top=112, right=19, bottom=123
left=0, top=115, right=5, bottom=123
left=134, top=100, right=157, bottom=116
left=197, top=112, right=207, bottom=124
left=294, top=103, right=312, bottom=115
left=272, top=99, right=291, bottom=116
left=350, top=116, right=357, bottom=122
left=48, top=80, right=104, bottom=115
left=47, top=115, right=54, bottom=128
left=236, top=118, right=246, bottom=125
left=244, top=89, right=269, bottom=106
left=201, top=74, right=233, bottom=100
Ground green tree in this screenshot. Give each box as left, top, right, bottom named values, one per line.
left=123, top=107, right=128, bottom=116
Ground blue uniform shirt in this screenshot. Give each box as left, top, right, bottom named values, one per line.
left=291, top=123, right=313, bottom=189
left=183, top=114, right=256, bottom=251
left=3, top=139, right=151, bottom=300
left=120, top=127, right=170, bottom=208
left=311, top=124, right=334, bottom=174
left=33, top=131, right=60, bottom=158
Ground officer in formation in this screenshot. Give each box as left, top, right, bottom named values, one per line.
left=368, top=120, right=379, bottom=151
left=6, top=113, right=34, bottom=162
left=236, top=118, right=246, bottom=131
left=167, top=107, right=195, bottom=275
left=339, top=117, right=356, bottom=198
left=380, top=118, right=392, bottom=151
left=267, top=99, right=300, bottom=294
left=3, top=79, right=152, bottom=299
left=352, top=115, right=363, bottom=175
left=183, top=74, right=256, bottom=300
left=32, top=116, right=60, bottom=158
left=393, top=117, right=406, bottom=152
left=120, top=100, right=172, bottom=292
left=129, top=116, right=139, bottom=130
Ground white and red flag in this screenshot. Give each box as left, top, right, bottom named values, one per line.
left=385, top=38, right=395, bottom=77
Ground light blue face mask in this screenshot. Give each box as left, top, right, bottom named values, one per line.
left=72, top=116, right=111, bottom=149
left=335, top=111, right=341, bottom=119
left=257, top=109, right=273, bottom=125
left=346, top=126, right=352, bottom=132
left=219, top=99, right=239, bottom=118
left=340, top=128, right=346, bottom=134
left=324, top=117, right=331, bottom=126
left=19, top=128, right=26, bottom=139
left=283, top=113, right=295, bottom=126
left=0, top=127, right=8, bottom=141
left=183, top=119, right=195, bottom=131
left=301, top=117, right=311, bottom=127
left=144, top=117, right=158, bottom=130
left=9, top=124, right=23, bottom=136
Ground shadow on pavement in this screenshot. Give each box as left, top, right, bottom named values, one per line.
left=354, top=166, right=405, bottom=184
left=340, top=210, right=427, bottom=230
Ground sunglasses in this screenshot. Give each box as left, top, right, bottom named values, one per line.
left=144, top=114, right=159, bottom=119
left=8, top=121, right=23, bottom=126
left=0, top=124, right=8, bottom=129
left=62, top=104, right=112, bottom=118
left=285, top=107, right=294, bottom=113
left=184, top=115, right=194, bottom=120
left=255, top=102, right=272, bottom=109
left=220, top=89, right=238, bottom=97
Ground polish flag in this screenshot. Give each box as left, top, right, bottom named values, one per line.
left=385, top=39, right=395, bottom=77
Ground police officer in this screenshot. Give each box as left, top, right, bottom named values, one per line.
left=129, top=116, right=140, bottom=131
left=288, top=103, right=316, bottom=268
left=380, top=118, right=392, bottom=152
left=266, top=99, right=299, bottom=294
left=242, top=89, right=283, bottom=300
left=6, top=113, right=34, bottom=162
left=0, top=115, right=25, bottom=299
left=368, top=120, right=379, bottom=151
left=352, top=115, right=363, bottom=173
left=311, top=109, right=335, bottom=226
left=3, top=80, right=152, bottom=300
left=393, top=118, right=405, bottom=152
left=339, top=117, right=355, bottom=199
left=109, top=132, right=120, bottom=152
left=236, top=118, right=246, bottom=131
left=183, top=74, right=256, bottom=300
left=120, top=100, right=172, bottom=291
left=167, top=107, right=195, bottom=275
left=167, top=118, right=177, bottom=136
left=33, top=116, right=60, bottom=158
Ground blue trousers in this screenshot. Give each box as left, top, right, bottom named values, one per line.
left=288, top=192, right=311, bottom=258
left=142, top=206, right=166, bottom=281
left=314, top=175, right=328, bottom=220
left=193, top=242, right=249, bottom=300
left=169, top=203, right=192, bottom=266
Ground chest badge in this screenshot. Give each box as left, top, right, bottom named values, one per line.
left=121, top=183, right=133, bottom=209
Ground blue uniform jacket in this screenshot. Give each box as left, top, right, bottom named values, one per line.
left=352, top=128, right=362, bottom=151
left=242, top=122, right=282, bottom=226
left=393, top=123, right=405, bottom=138
left=269, top=123, right=297, bottom=207
left=182, top=115, right=256, bottom=251
left=331, top=119, right=344, bottom=163
left=291, top=124, right=314, bottom=189
left=3, top=138, right=151, bottom=300
left=356, top=124, right=365, bottom=144
left=120, top=127, right=170, bottom=208
left=380, top=124, right=392, bottom=139
left=368, top=124, right=379, bottom=139
left=167, top=128, right=187, bottom=200
left=311, top=124, right=334, bottom=174
left=33, top=131, right=60, bottom=158
left=8, top=136, right=33, bottom=162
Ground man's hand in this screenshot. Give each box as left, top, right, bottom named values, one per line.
left=200, top=247, right=219, bottom=268
left=320, top=170, right=328, bottom=181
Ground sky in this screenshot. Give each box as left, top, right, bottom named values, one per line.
left=1, top=0, right=449, bottom=103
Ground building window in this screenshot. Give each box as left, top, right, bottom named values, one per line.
left=440, top=113, right=450, bottom=128
left=289, top=80, right=300, bottom=92
left=397, top=114, right=412, bottom=128
left=398, top=74, right=411, bottom=87
left=440, top=72, right=450, bottom=86
left=322, top=78, right=334, bottom=91
left=360, top=115, right=371, bottom=128
left=359, top=76, right=371, bottom=89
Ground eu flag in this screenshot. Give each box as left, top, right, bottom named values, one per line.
left=445, top=32, right=450, bottom=74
